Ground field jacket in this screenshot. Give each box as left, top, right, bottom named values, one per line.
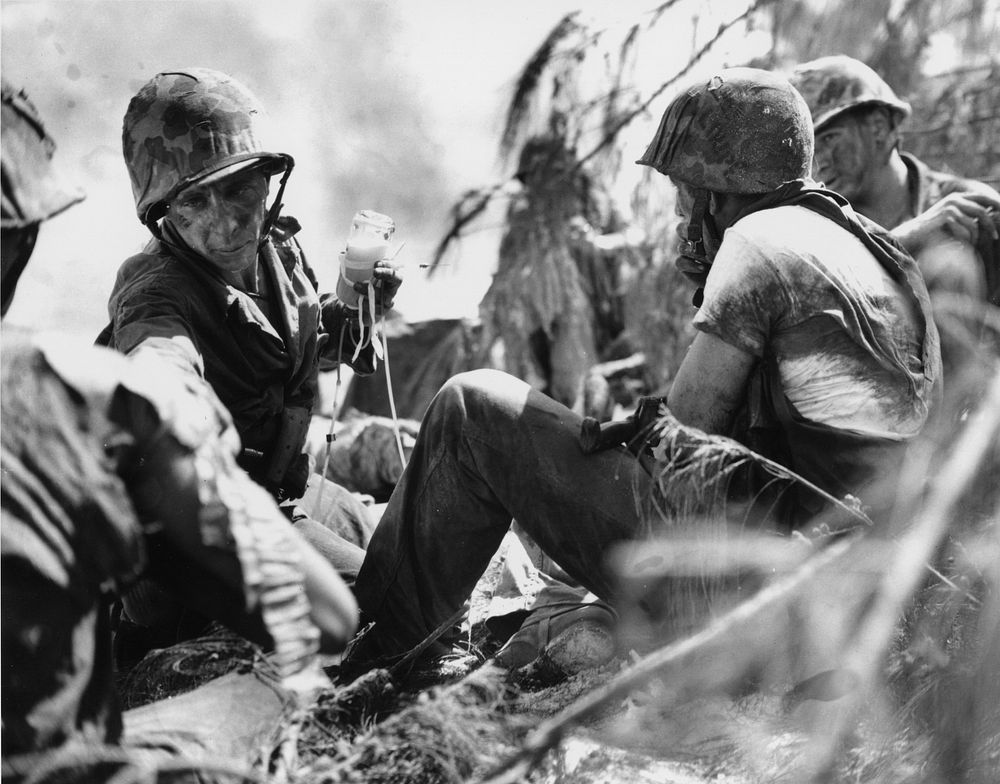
left=100, top=217, right=375, bottom=499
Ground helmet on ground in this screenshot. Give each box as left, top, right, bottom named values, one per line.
left=789, top=55, right=911, bottom=133
left=636, top=67, right=813, bottom=193
left=122, top=67, right=293, bottom=226
left=2, top=80, right=85, bottom=230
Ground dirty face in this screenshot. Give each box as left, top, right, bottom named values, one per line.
left=812, top=111, right=883, bottom=202
left=164, top=168, right=270, bottom=274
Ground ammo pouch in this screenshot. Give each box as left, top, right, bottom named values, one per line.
left=261, top=406, right=312, bottom=502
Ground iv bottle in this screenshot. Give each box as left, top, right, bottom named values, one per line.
left=337, top=210, right=395, bottom=308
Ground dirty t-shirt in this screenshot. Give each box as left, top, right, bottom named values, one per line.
left=693, top=205, right=928, bottom=439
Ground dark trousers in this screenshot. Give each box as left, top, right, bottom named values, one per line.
left=355, top=369, right=652, bottom=653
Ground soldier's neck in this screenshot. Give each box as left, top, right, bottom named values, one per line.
left=855, top=152, right=912, bottom=230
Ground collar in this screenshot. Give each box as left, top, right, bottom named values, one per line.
left=898, top=151, right=930, bottom=219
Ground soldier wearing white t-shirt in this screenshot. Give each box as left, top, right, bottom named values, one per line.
left=345, top=69, right=940, bottom=668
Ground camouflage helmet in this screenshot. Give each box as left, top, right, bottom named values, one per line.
left=122, top=68, right=292, bottom=225
left=2, top=80, right=85, bottom=230
left=789, top=55, right=911, bottom=133
left=636, top=67, right=813, bottom=193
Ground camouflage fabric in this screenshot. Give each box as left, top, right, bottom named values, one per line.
left=790, top=55, right=912, bottom=133
left=2, top=81, right=85, bottom=316
left=636, top=68, right=813, bottom=194
left=122, top=67, right=292, bottom=225
left=1, top=81, right=84, bottom=230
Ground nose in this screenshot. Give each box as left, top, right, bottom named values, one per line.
left=206, top=192, right=251, bottom=237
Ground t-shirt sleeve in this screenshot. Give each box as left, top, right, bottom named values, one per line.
left=692, top=226, right=790, bottom=358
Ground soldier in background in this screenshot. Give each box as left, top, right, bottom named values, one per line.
left=2, top=80, right=357, bottom=782
left=790, top=55, right=1000, bottom=308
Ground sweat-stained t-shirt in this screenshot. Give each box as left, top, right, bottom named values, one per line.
left=694, top=205, right=929, bottom=439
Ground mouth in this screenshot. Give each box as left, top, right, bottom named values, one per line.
left=211, top=239, right=254, bottom=256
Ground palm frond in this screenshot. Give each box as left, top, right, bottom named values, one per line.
left=647, top=0, right=688, bottom=30
left=500, top=12, right=582, bottom=161
left=427, top=184, right=506, bottom=275
left=575, top=0, right=774, bottom=173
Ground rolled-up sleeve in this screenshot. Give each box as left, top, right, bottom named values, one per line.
left=110, top=282, right=205, bottom=379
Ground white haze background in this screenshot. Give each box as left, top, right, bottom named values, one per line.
left=2, top=0, right=661, bottom=335
left=8, top=1, right=971, bottom=340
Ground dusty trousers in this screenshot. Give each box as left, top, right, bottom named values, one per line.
left=354, top=369, right=652, bottom=653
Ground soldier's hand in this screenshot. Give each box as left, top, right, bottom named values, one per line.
left=894, top=191, right=1000, bottom=251
left=633, top=395, right=668, bottom=441
left=357, top=260, right=403, bottom=315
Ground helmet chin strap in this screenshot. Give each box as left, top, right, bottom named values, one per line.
left=258, top=160, right=294, bottom=247
left=676, top=188, right=722, bottom=307
left=680, top=188, right=710, bottom=267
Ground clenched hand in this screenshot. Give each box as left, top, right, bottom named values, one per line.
left=893, top=190, right=1000, bottom=251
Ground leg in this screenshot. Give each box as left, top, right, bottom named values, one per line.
left=283, top=474, right=376, bottom=586
left=355, top=369, right=651, bottom=652
left=296, top=474, right=378, bottom=549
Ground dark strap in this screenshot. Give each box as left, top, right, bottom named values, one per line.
left=95, top=321, right=113, bottom=347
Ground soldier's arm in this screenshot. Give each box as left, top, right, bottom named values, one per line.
left=109, top=374, right=358, bottom=660
left=894, top=189, right=1000, bottom=251
left=668, top=331, right=756, bottom=435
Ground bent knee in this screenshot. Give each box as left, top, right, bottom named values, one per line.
left=431, top=369, right=528, bottom=420
left=440, top=369, right=510, bottom=397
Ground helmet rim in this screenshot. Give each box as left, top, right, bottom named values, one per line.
left=143, top=151, right=292, bottom=225
left=1, top=81, right=85, bottom=229
left=790, top=55, right=912, bottom=134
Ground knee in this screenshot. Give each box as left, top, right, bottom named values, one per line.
left=438, top=369, right=508, bottom=400
left=429, top=369, right=524, bottom=427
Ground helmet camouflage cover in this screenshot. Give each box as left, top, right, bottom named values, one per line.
left=636, top=67, right=814, bottom=193
left=789, top=55, right=911, bottom=133
left=2, top=80, right=85, bottom=229
left=122, top=67, right=292, bottom=225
